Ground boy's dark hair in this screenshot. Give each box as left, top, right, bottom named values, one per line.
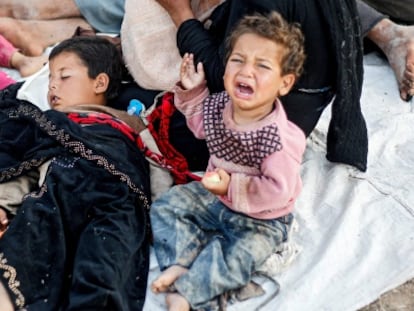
left=225, top=12, right=306, bottom=78
left=49, top=36, right=123, bottom=101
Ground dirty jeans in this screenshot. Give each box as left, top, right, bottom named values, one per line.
left=150, top=181, right=293, bottom=310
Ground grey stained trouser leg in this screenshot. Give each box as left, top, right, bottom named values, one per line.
left=356, top=0, right=387, bottom=35
left=74, top=0, right=125, bottom=33
left=362, top=0, right=414, bottom=24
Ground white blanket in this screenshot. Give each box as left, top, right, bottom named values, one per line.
left=143, top=53, right=414, bottom=311
left=2, top=52, right=413, bottom=310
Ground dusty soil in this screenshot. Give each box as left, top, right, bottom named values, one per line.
left=359, top=278, right=414, bottom=311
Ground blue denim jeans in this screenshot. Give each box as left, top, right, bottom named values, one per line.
left=150, top=181, right=293, bottom=310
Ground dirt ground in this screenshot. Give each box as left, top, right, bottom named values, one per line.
left=359, top=278, right=414, bottom=311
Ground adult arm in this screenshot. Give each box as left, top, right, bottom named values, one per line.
left=154, top=0, right=195, bottom=27
left=177, top=19, right=227, bottom=92
left=156, top=0, right=227, bottom=92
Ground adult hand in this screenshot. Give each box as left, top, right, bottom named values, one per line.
left=155, top=0, right=195, bottom=26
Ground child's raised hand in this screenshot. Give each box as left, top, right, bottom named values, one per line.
left=180, top=53, right=205, bottom=90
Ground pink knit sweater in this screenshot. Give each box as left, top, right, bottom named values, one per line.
left=174, top=83, right=306, bottom=220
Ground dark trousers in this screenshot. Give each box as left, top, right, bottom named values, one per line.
left=361, top=0, right=414, bottom=25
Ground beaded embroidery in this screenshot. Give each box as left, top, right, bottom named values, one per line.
left=0, top=253, right=25, bottom=308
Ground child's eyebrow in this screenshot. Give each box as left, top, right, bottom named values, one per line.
left=230, top=52, right=273, bottom=63
left=230, top=51, right=244, bottom=56
left=256, top=57, right=273, bottom=64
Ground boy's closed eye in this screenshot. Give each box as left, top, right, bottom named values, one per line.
left=257, top=63, right=271, bottom=70
left=229, top=57, right=243, bottom=63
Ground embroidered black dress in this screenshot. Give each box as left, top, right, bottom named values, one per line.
left=0, top=84, right=151, bottom=311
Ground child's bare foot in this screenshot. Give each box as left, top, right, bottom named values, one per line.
left=151, top=265, right=188, bottom=293
left=10, top=52, right=47, bottom=77
left=368, top=19, right=414, bottom=101
left=166, top=292, right=190, bottom=311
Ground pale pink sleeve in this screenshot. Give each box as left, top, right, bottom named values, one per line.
left=173, top=81, right=209, bottom=139
left=0, top=35, right=17, bottom=68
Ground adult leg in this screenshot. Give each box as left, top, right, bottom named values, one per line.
left=0, top=17, right=92, bottom=56
left=75, top=0, right=125, bottom=34
left=362, top=0, right=414, bottom=25
left=357, top=0, right=414, bottom=101
left=0, top=0, right=81, bottom=20
left=281, top=90, right=335, bottom=137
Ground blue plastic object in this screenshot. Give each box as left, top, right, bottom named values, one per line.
left=127, top=99, right=145, bottom=116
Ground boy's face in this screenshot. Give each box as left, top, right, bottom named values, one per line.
left=48, top=52, right=105, bottom=110
left=223, top=33, right=295, bottom=123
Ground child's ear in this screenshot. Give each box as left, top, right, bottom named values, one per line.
left=278, top=73, right=296, bottom=97
left=94, top=73, right=110, bottom=94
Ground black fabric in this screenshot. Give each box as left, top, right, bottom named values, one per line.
left=112, top=83, right=210, bottom=171
left=281, top=89, right=335, bottom=137
left=177, top=0, right=335, bottom=93
left=168, top=109, right=210, bottom=171
left=177, top=0, right=368, bottom=171
left=318, top=0, right=368, bottom=171
left=0, top=84, right=151, bottom=310
left=109, top=81, right=162, bottom=111
left=361, top=0, right=414, bottom=25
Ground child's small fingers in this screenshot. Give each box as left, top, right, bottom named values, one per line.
left=181, top=57, right=189, bottom=72
left=0, top=209, right=8, bottom=225
left=197, top=62, right=204, bottom=74
left=189, top=61, right=196, bottom=72
left=0, top=216, right=8, bottom=226
left=183, top=53, right=192, bottom=64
